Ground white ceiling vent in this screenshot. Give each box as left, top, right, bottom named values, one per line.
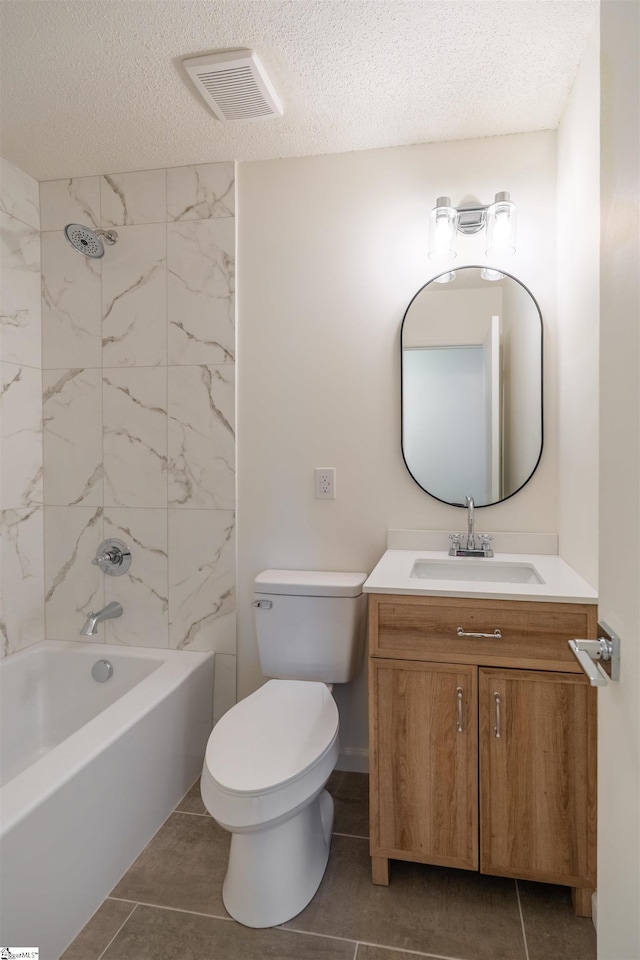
left=183, top=49, right=283, bottom=122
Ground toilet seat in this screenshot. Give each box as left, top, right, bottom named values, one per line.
left=201, top=679, right=339, bottom=830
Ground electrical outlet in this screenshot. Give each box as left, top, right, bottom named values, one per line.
left=315, top=467, right=336, bottom=499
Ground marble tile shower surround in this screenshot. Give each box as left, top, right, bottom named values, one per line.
left=0, top=158, right=44, bottom=658
left=40, top=163, right=235, bottom=679
left=1, top=208, right=42, bottom=367
left=35, top=163, right=236, bottom=704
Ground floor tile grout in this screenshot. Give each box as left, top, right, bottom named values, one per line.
left=106, top=897, right=464, bottom=959
left=95, top=902, right=138, bottom=960
left=108, top=895, right=232, bottom=922
left=353, top=940, right=472, bottom=960
left=282, top=924, right=468, bottom=959
left=515, top=879, right=531, bottom=960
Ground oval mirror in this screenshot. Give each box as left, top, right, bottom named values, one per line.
left=401, top=266, right=543, bottom=507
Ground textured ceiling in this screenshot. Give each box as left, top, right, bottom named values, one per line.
left=0, top=0, right=598, bottom=182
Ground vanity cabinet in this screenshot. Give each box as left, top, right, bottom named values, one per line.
left=368, top=593, right=598, bottom=915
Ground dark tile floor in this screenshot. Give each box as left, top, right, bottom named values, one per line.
left=62, top=771, right=596, bottom=960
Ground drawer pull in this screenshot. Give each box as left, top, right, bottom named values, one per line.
left=494, top=692, right=502, bottom=739
left=456, top=686, right=463, bottom=733
left=457, top=626, right=502, bottom=640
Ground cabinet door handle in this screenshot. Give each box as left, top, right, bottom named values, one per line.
left=456, top=686, right=463, bottom=733
left=494, top=692, right=502, bottom=739
left=457, top=626, right=502, bottom=639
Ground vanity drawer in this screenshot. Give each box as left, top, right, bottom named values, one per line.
left=368, top=594, right=598, bottom=671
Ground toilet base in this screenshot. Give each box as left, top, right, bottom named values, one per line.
left=222, top=788, right=335, bottom=928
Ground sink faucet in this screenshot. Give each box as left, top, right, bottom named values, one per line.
left=465, top=495, right=475, bottom=550
left=80, top=601, right=123, bottom=636
left=448, top=496, right=494, bottom=557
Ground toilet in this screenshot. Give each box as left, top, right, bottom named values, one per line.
left=200, top=569, right=367, bottom=928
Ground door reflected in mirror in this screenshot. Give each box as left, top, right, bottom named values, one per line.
left=401, top=266, right=543, bottom=507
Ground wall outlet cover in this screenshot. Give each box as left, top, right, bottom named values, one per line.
left=315, top=467, right=336, bottom=499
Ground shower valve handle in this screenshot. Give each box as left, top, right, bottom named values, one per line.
left=93, top=539, right=131, bottom=576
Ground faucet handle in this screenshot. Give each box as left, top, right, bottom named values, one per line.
left=449, top=533, right=463, bottom=556
left=93, top=538, right=131, bottom=576
left=479, top=534, right=494, bottom=557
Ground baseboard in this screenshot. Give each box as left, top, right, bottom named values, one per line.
left=336, top=748, right=369, bottom=774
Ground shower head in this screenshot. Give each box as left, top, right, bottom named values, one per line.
left=64, top=223, right=118, bottom=258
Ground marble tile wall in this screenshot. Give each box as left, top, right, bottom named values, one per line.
left=40, top=162, right=236, bottom=716
left=0, top=157, right=45, bottom=658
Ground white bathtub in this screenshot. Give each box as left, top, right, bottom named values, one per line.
left=0, top=639, right=215, bottom=960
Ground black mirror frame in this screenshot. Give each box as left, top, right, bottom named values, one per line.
left=400, top=265, right=544, bottom=508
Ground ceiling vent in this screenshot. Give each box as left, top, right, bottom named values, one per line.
left=183, top=49, right=283, bottom=122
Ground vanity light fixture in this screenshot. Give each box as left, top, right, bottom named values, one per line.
left=428, top=198, right=457, bottom=262
left=428, top=192, right=517, bottom=261
left=480, top=268, right=505, bottom=281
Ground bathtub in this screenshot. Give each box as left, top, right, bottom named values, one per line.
left=0, top=639, right=215, bottom=960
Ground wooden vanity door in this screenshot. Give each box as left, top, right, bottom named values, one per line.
left=370, top=659, right=479, bottom=872
left=479, top=667, right=597, bottom=887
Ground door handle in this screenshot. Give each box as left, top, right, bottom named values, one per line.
left=569, top=622, right=620, bottom=686
left=456, top=686, right=463, bottom=732
left=494, top=692, right=502, bottom=739
left=457, top=627, right=502, bottom=640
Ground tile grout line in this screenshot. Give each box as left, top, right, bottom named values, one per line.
left=354, top=945, right=470, bottom=960
left=282, top=924, right=467, bottom=960
left=105, top=896, right=460, bottom=960
left=515, top=879, right=531, bottom=960
left=107, top=896, right=232, bottom=922
left=173, top=808, right=211, bottom=817
left=94, top=901, right=138, bottom=960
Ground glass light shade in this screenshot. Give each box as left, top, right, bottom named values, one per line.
left=485, top=193, right=516, bottom=255
left=434, top=271, right=456, bottom=283
left=480, top=268, right=505, bottom=281
left=428, top=198, right=457, bottom=262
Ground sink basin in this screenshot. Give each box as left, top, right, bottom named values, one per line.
left=410, top=559, right=545, bottom=584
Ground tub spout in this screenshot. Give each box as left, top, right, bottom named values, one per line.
left=80, top=601, right=123, bottom=636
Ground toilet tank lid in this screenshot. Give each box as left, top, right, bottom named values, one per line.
left=254, top=569, right=368, bottom=597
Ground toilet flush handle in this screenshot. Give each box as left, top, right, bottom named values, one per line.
left=251, top=600, right=272, bottom=609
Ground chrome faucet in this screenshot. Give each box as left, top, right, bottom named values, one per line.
left=80, top=601, right=123, bottom=636
left=465, top=495, right=475, bottom=550
left=448, top=495, right=494, bottom=557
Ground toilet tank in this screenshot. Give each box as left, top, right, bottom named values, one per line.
left=253, top=570, right=368, bottom=683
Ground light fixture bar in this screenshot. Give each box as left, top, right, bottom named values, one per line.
left=428, top=192, right=516, bottom=262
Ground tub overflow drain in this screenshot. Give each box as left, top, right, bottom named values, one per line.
left=92, top=659, right=114, bottom=682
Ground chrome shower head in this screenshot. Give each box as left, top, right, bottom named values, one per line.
left=64, top=223, right=118, bottom=258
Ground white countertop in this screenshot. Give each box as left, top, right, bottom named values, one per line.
left=363, top=550, right=598, bottom=604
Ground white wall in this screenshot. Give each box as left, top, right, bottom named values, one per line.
left=557, top=24, right=600, bottom=587
left=596, top=3, right=640, bottom=957
left=237, top=131, right=557, bottom=761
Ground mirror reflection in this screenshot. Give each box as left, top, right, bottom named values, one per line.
left=401, top=267, right=543, bottom=507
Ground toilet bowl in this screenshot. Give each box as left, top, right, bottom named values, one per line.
left=201, top=680, right=339, bottom=927
left=200, top=569, right=367, bottom=928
